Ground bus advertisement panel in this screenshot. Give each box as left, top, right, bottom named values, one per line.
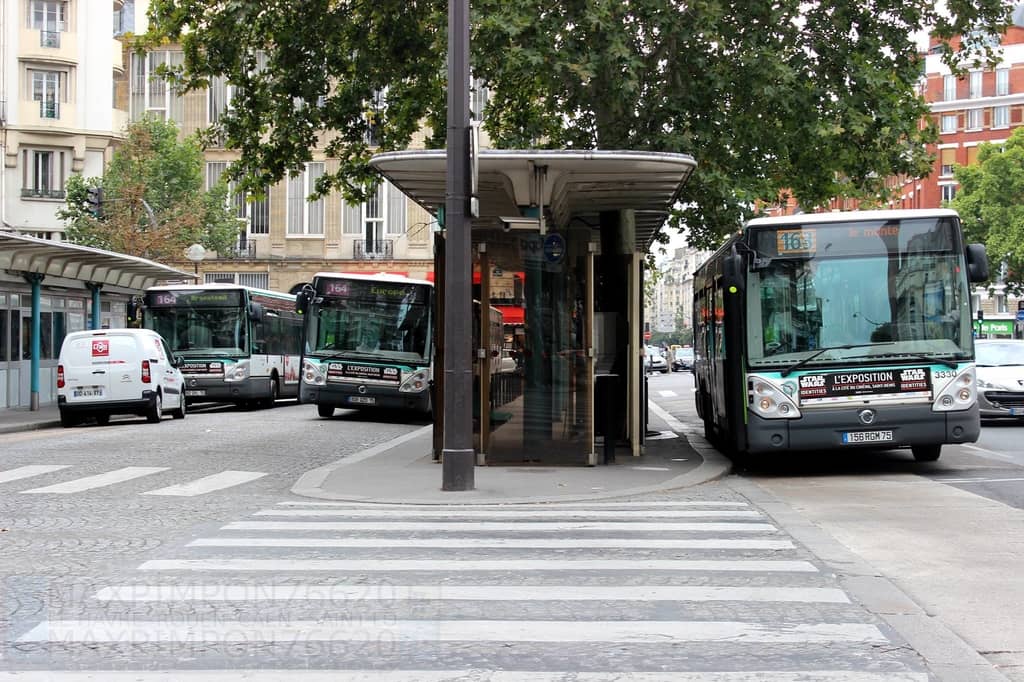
left=142, top=284, right=303, bottom=407
left=693, top=209, right=989, bottom=463
left=296, top=272, right=434, bottom=416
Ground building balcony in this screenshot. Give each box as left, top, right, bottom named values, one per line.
left=353, top=239, right=394, bottom=260
left=40, top=30, right=61, bottom=48
left=21, top=188, right=66, bottom=200
left=217, top=241, right=257, bottom=259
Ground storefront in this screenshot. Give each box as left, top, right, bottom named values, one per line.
left=0, top=232, right=193, bottom=410
left=370, top=150, right=697, bottom=465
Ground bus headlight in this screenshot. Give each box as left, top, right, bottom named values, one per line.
left=932, top=367, right=975, bottom=412
left=748, top=375, right=801, bottom=419
left=399, top=370, right=430, bottom=393
left=224, top=360, right=250, bottom=383
left=302, top=359, right=326, bottom=386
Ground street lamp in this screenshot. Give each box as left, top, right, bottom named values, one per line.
left=185, top=243, right=206, bottom=280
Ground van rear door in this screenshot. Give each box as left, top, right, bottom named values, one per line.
left=61, top=335, right=119, bottom=404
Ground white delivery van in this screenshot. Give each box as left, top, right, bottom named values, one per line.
left=57, top=328, right=186, bottom=427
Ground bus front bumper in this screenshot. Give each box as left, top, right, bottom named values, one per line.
left=301, top=382, right=430, bottom=413
left=746, top=403, right=980, bottom=454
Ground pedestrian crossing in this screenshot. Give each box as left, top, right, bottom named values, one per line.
left=0, top=464, right=268, bottom=497
left=7, top=498, right=930, bottom=680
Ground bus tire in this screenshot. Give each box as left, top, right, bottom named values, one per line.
left=912, top=444, right=941, bottom=462
left=317, top=403, right=334, bottom=418
left=261, top=377, right=279, bottom=409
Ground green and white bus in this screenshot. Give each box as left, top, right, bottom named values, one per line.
left=295, top=272, right=434, bottom=416
left=140, top=284, right=303, bottom=407
left=693, top=209, right=989, bottom=462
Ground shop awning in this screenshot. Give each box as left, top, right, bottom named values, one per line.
left=0, top=232, right=194, bottom=290
left=369, top=150, right=697, bottom=251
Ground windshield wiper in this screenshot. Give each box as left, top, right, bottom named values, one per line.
left=312, top=350, right=382, bottom=360
left=781, top=342, right=896, bottom=377
left=868, top=352, right=959, bottom=370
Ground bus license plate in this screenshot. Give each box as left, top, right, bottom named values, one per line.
left=842, top=430, right=893, bottom=444
left=185, top=390, right=206, bottom=397
left=349, top=396, right=376, bottom=405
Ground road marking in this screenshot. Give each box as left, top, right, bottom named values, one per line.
left=188, top=537, right=796, bottom=550
left=93, top=584, right=848, bottom=603
left=0, top=464, right=70, bottom=484
left=252, top=508, right=762, bottom=519
left=275, top=500, right=752, bottom=508
left=141, top=471, right=268, bottom=497
left=937, top=476, right=1024, bottom=484
left=137, top=559, right=817, bottom=572
left=648, top=400, right=688, bottom=432
left=644, top=432, right=679, bottom=440
left=0, top=672, right=931, bottom=681
left=17, top=619, right=879, bottom=644
left=631, top=465, right=673, bottom=470
left=19, top=467, right=169, bottom=494
left=658, top=390, right=678, bottom=397
left=960, top=443, right=1017, bottom=461
left=221, top=521, right=779, bottom=533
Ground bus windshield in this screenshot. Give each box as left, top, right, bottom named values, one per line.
left=746, top=217, right=973, bottom=369
left=147, top=307, right=249, bottom=356
left=308, top=281, right=431, bottom=364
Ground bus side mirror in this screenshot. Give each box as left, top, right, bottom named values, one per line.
left=295, top=290, right=312, bottom=315
left=965, top=243, right=989, bottom=283
left=248, top=301, right=265, bottom=322
left=723, top=250, right=745, bottom=290
left=126, top=297, right=141, bottom=324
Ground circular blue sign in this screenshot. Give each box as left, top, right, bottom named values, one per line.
left=543, top=233, right=566, bottom=264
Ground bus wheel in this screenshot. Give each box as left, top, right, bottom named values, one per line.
left=912, top=444, right=941, bottom=462
left=317, top=404, right=334, bottom=418
left=261, top=378, right=279, bottom=409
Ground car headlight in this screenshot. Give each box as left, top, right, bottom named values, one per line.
left=748, top=375, right=801, bottom=419
left=933, top=367, right=975, bottom=411
left=399, top=370, right=430, bottom=393
left=302, top=358, right=326, bottom=386
left=223, top=360, right=250, bottom=382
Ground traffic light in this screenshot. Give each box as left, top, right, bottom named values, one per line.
left=85, top=187, right=104, bottom=218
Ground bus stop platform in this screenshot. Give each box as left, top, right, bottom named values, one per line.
left=292, top=405, right=730, bottom=505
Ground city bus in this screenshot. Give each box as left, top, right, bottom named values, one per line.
left=140, top=284, right=303, bottom=408
left=295, top=272, right=434, bottom=416
left=693, top=209, right=989, bottom=462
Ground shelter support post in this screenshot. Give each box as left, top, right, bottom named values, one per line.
left=23, top=273, right=44, bottom=411
left=87, top=283, right=103, bottom=330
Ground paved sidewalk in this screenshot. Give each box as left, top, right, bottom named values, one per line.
left=0, top=404, right=61, bottom=434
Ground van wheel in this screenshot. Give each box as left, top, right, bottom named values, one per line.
left=95, top=414, right=110, bottom=426
left=912, top=444, right=941, bottom=462
left=59, top=409, right=79, bottom=428
left=146, top=392, right=163, bottom=423
left=317, top=403, right=334, bottom=418
left=171, top=392, right=186, bottom=419
left=260, top=378, right=279, bottom=409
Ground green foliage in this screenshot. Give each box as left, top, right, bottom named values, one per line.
left=59, top=117, right=239, bottom=261
left=143, top=0, right=1011, bottom=245
left=952, top=126, right=1024, bottom=293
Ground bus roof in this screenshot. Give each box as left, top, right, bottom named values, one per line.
left=746, top=208, right=958, bottom=228
left=145, top=282, right=294, bottom=301
left=311, top=271, right=434, bottom=287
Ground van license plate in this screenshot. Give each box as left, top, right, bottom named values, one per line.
left=349, top=396, right=375, bottom=405
left=185, top=390, right=206, bottom=397
left=842, top=430, right=893, bottom=444
left=73, top=387, right=103, bottom=398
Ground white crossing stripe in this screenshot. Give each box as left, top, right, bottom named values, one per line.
left=188, top=537, right=795, bottom=550
left=17, top=619, right=882, bottom=644
left=253, top=508, right=762, bottom=519
left=276, top=500, right=752, bottom=508
left=93, top=584, right=848, bottom=603
left=0, top=672, right=932, bottom=682
left=648, top=400, right=688, bottom=433
left=141, top=471, right=268, bottom=497
left=19, top=467, right=169, bottom=494
left=939, top=476, right=1024, bottom=483
left=0, top=464, right=70, bottom=484
left=222, top=521, right=778, bottom=532
left=138, top=559, right=816, bottom=572
left=658, top=390, right=678, bottom=397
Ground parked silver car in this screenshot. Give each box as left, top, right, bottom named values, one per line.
left=644, top=346, right=669, bottom=374
left=975, top=339, right=1024, bottom=420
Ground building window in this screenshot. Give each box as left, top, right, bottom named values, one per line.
left=969, top=71, right=982, bottom=99
left=992, top=105, right=1009, bottom=129
left=966, top=146, right=980, bottom=166
left=21, top=149, right=66, bottom=199
left=208, top=162, right=270, bottom=236
left=996, top=68, right=1009, bottom=96
left=940, top=148, right=956, bottom=177
left=30, top=1, right=66, bottom=31
left=286, top=163, right=324, bottom=235
left=31, top=69, right=61, bottom=118
left=996, top=294, right=1008, bottom=314
left=943, top=74, right=957, bottom=101
left=940, top=114, right=957, bottom=133
left=130, top=51, right=185, bottom=122
left=940, top=184, right=957, bottom=202
left=966, top=108, right=982, bottom=131
left=205, top=272, right=269, bottom=288
left=208, top=75, right=233, bottom=126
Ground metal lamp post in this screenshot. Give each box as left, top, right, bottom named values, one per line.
left=185, top=243, right=206, bottom=281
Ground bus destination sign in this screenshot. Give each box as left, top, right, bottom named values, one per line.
left=145, top=291, right=243, bottom=308
left=797, top=367, right=931, bottom=405
left=327, top=363, right=401, bottom=382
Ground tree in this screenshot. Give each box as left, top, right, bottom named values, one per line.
left=60, top=117, right=239, bottom=262
left=951, top=125, right=1024, bottom=294
left=143, top=0, right=1011, bottom=247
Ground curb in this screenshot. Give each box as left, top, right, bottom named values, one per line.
left=0, top=420, right=61, bottom=435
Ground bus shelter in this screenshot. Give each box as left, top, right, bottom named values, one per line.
left=370, top=150, right=697, bottom=465
left=0, top=232, right=194, bottom=411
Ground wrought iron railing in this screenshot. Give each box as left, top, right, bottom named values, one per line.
left=220, top=241, right=256, bottom=259
left=39, top=100, right=59, bottom=119
left=40, top=30, right=60, bottom=48
left=353, top=239, right=394, bottom=260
